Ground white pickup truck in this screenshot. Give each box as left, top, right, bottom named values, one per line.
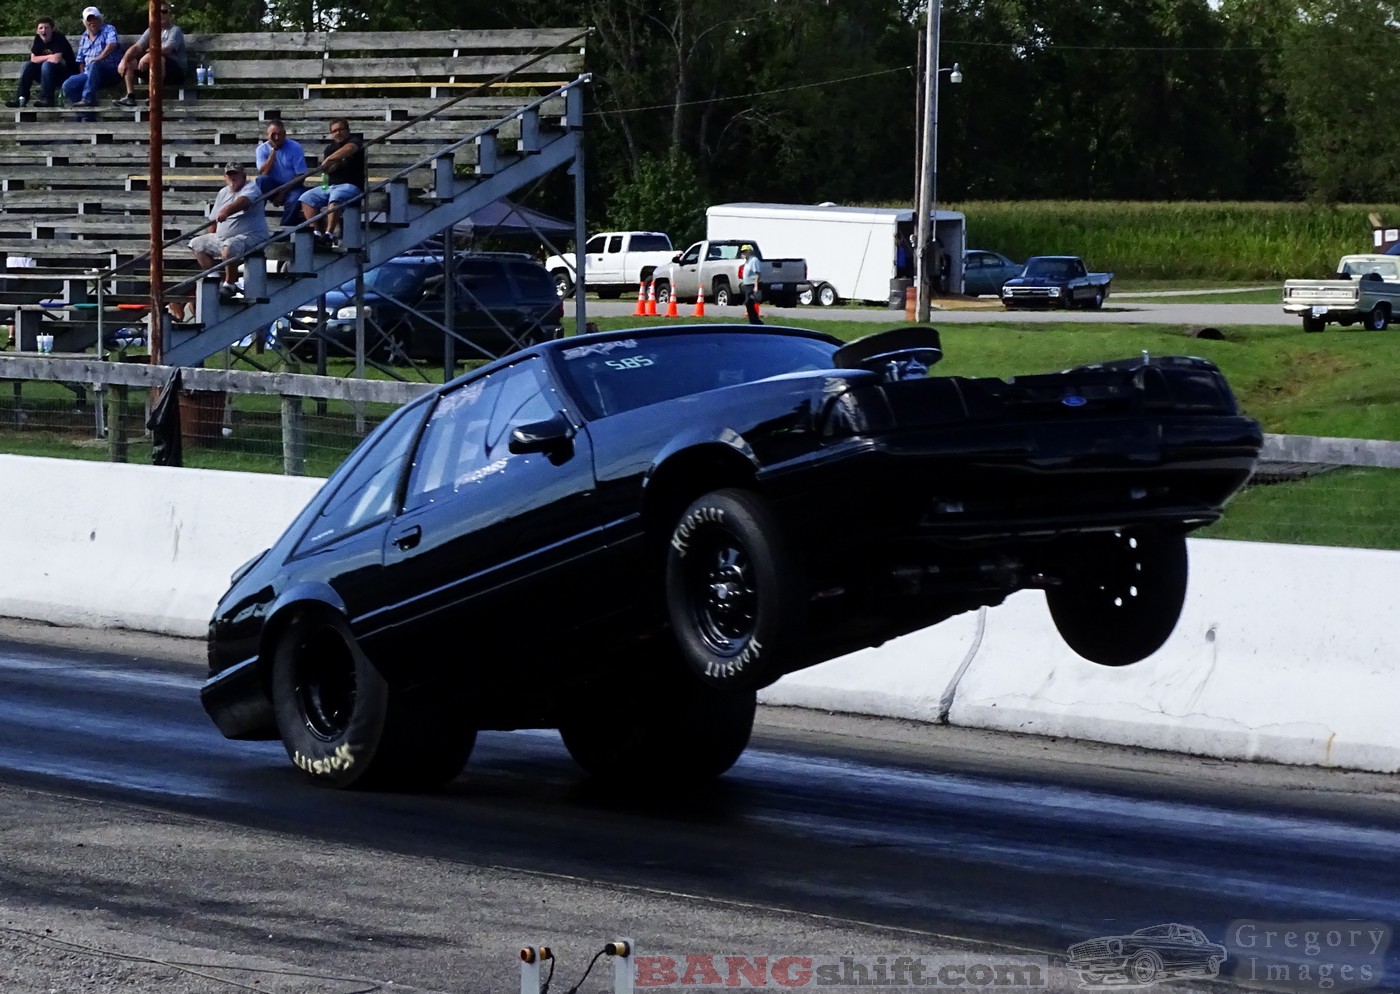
left=649, top=239, right=809, bottom=307
left=545, top=231, right=676, bottom=299
left=1283, top=254, right=1400, bottom=332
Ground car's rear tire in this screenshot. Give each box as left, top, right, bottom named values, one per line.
left=1302, top=315, right=1326, bottom=333
left=1046, top=529, right=1188, bottom=666
left=713, top=281, right=732, bottom=307
left=551, top=269, right=574, bottom=299
left=559, top=652, right=756, bottom=781
left=1366, top=304, right=1390, bottom=331
left=269, top=610, right=475, bottom=790
left=666, top=488, right=803, bottom=691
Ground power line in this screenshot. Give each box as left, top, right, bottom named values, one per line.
left=588, top=64, right=915, bottom=116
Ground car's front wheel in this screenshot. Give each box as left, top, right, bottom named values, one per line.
left=1046, top=529, right=1189, bottom=666
left=666, top=488, right=803, bottom=691
left=654, top=280, right=673, bottom=305
left=559, top=649, right=756, bottom=781
left=269, top=609, right=475, bottom=790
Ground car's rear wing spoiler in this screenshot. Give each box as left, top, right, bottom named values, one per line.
left=833, top=327, right=943, bottom=382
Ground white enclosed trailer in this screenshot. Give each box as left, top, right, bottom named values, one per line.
left=705, top=202, right=966, bottom=305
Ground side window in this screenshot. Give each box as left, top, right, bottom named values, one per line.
left=967, top=254, right=985, bottom=270
left=296, top=405, right=424, bottom=552
left=404, top=360, right=556, bottom=511
left=456, top=261, right=511, bottom=308
left=678, top=245, right=701, bottom=265
left=607, top=235, right=623, bottom=253
left=585, top=235, right=605, bottom=254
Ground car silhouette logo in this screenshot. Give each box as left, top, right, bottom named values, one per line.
left=1068, top=923, right=1227, bottom=988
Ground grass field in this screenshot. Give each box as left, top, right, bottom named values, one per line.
left=4, top=313, right=1399, bottom=549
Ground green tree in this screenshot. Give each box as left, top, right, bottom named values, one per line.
left=606, top=145, right=708, bottom=246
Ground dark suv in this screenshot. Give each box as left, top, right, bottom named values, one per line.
left=277, top=253, right=565, bottom=362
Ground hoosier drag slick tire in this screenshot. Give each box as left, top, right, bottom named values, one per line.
left=269, top=610, right=475, bottom=790
left=559, top=650, right=757, bottom=780
left=665, top=488, right=803, bottom=691
left=1046, top=529, right=1189, bottom=667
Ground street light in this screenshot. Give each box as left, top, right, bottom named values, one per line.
left=914, top=0, right=962, bottom=322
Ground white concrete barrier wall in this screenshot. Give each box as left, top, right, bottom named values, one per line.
left=2, top=455, right=1399, bottom=773
left=0, top=455, right=322, bottom=638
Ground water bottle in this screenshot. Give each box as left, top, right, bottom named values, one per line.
left=196, top=62, right=206, bottom=85
left=320, top=172, right=330, bottom=190
left=205, top=63, right=215, bottom=86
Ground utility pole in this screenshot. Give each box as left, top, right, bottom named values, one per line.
left=914, top=0, right=940, bottom=322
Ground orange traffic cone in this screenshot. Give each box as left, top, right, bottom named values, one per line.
left=645, top=282, right=657, bottom=316
left=664, top=286, right=679, bottom=318
left=632, top=279, right=647, bottom=316
left=693, top=285, right=707, bottom=317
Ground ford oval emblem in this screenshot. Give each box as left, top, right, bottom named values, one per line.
left=1062, top=395, right=1087, bottom=408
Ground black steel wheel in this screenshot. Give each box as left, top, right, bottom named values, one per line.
left=1046, top=529, right=1189, bottom=666
left=269, top=610, right=475, bottom=790
left=559, top=642, right=756, bottom=781
left=665, top=488, right=802, bottom=690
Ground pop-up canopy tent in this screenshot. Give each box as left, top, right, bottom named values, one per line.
left=452, top=198, right=574, bottom=242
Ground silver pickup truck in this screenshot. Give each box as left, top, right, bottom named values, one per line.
left=1283, top=254, right=1400, bottom=331
left=650, top=239, right=808, bottom=307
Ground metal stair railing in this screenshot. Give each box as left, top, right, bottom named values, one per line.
left=82, top=27, right=592, bottom=366
left=157, top=75, right=589, bottom=368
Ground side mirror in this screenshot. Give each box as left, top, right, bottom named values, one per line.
left=509, top=412, right=577, bottom=460
left=671, top=253, right=680, bottom=263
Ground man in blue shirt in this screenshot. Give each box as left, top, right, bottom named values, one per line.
left=255, top=121, right=309, bottom=225
left=62, top=6, right=120, bottom=107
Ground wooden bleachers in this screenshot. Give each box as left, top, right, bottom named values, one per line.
left=0, top=26, right=586, bottom=349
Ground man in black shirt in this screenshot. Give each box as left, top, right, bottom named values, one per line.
left=299, top=117, right=366, bottom=244
left=7, top=16, right=76, bottom=107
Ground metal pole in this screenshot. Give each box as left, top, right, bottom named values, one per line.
left=914, top=0, right=940, bottom=322
left=913, top=27, right=924, bottom=222
left=148, top=0, right=165, bottom=362
left=571, top=149, right=587, bottom=335
left=442, top=226, right=456, bottom=379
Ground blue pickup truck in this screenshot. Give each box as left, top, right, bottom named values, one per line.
left=1001, top=255, right=1113, bottom=310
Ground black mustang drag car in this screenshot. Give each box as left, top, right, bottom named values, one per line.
left=200, top=324, right=1261, bottom=790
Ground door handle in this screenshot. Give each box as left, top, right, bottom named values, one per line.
left=391, top=525, right=421, bottom=551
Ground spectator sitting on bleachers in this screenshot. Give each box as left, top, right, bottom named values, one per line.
left=255, top=121, right=309, bottom=225
left=299, top=117, right=365, bottom=246
left=114, top=2, right=185, bottom=107
left=189, top=162, right=268, bottom=301
left=6, top=16, right=76, bottom=108
left=61, top=5, right=119, bottom=108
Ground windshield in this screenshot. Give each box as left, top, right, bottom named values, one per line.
left=335, top=261, right=433, bottom=300
left=1023, top=258, right=1079, bottom=278
left=556, top=331, right=838, bottom=419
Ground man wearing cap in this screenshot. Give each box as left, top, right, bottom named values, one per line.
left=6, top=17, right=76, bottom=108
left=61, top=6, right=120, bottom=107
left=189, top=163, right=269, bottom=301
left=740, top=244, right=763, bottom=325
